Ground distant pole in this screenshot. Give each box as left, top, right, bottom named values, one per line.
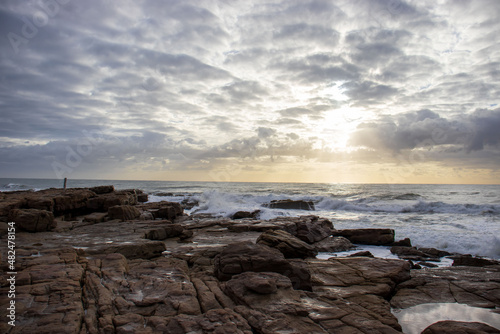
left=64, top=178, right=67, bottom=190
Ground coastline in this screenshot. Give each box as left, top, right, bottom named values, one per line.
left=1, top=185, right=499, bottom=333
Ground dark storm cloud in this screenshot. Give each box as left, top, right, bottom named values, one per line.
left=350, top=108, right=500, bottom=153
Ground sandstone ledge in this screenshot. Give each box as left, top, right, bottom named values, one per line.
left=1, top=187, right=499, bottom=333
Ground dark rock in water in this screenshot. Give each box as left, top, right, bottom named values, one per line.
left=108, top=205, right=141, bottom=221
left=89, top=185, right=115, bottom=194
left=332, top=228, right=395, bottom=245
left=313, top=236, right=354, bottom=252
left=8, top=208, right=56, bottom=232
left=349, top=251, right=374, bottom=258
left=419, top=247, right=451, bottom=257
left=231, top=210, right=261, bottom=219
left=263, top=199, right=315, bottom=210
left=422, top=320, right=500, bottom=334
left=256, top=229, right=317, bottom=259
left=452, top=254, right=499, bottom=267
left=390, top=238, right=412, bottom=247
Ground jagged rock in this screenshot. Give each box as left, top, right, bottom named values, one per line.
left=331, top=228, right=395, bottom=245
left=422, top=321, right=500, bottom=333
left=263, top=199, right=315, bottom=210
left=256, top=229, right=317, bottom=258
left=293, top=216, right=333, bottom=243
left=390, top=238, right=412, bottom=247
left=108, top=205, right=141, bottom=221
left=165, top=308, right=253, bottom=334
left=231, top=210, right=260, bottom=219
left=89, top=185, right=115, bottom=194
left=139, top=201, right=183, bottom=221
left=313, top=236, right=354, bottom=252
left=86, top=190, right=138, bottom=212
left=452, top=254, right=499, bottom=267
left=214, top=242, right=312, bottom=291
left=8, top=208, right=56, bottom=232
left=391, top=265, right=500, bottom=309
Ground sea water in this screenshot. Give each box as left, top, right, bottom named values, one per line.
left=1, top=178, right=499, bottom=259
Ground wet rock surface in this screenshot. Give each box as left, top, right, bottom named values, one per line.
left=422, top=320, right=500, bottom=333
left=1, top=187, right=499, bottom=333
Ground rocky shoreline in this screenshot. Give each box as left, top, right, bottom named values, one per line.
left=1, top=186, right=499, bottom=333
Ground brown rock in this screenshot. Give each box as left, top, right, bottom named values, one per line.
left=309, top=257, right=411, bottom=299
left=139, top=201, right=183, bottom=221
left=294, top=216, right=334, bottom=243
left=214, top=241, right=291, bottom=281
left=214, top=241, right=312, bottom=291
left=165, top=308, right=253, bottom=334
left=256, top=229, right=317, bottom=258
left=8, top=208, right=56, bottom=232
left=89, top=185, right=115, bottom=194
left=88, top=241, right=166, bottom=259
left=313, top=236, right=354, bottom=252
left=422, top=321, right=500, bottom=333
left=108, top=205, right=141, bottom=221
left=144, top=224, right=185, bottom=240
left=331, top=228, right=395, bottom=245
left=391, top=265, right=500, bottom=309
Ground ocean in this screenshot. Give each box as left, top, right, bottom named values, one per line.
left=1, top=178, right=499, bottom=260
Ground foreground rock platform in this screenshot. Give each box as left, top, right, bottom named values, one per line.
left=1, top=187, right=499, bottom=333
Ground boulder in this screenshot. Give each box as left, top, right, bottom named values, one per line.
left=139, top=201, right=183, bottom=221
left=214, top=242, right=312, bottom=290
left=452, top=254, right=499, bottom=267
left=137, top=193, right=148, bottom=202
left=256, top=230, right=317, bottom=258
left=313, top=236, right=354, bottom=252
left=422, top=321, right=500, bottom=333
left=108, top=205, right=141, bottom=221
left=263, top=199, right=315, bottom=210
left=8, top=208, right=56, bottom=232
left=294, top=216, right=333, bottom=243
left=331, top=228, right=395, bottom=245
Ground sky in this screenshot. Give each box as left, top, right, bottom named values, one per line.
left=1, top=0, right=499, bottom=184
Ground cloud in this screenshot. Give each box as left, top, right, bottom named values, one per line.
left=0, top=0, right=499, bottom=182
left=349, top=108, right=500, bottom=154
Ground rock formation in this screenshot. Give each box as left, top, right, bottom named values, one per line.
left=0, top=186, right=499, bottom=333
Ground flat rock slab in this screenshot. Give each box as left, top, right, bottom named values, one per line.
left=391, top=265, right=500, bottom=309
left=309, top=257, right=411, bottom=299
